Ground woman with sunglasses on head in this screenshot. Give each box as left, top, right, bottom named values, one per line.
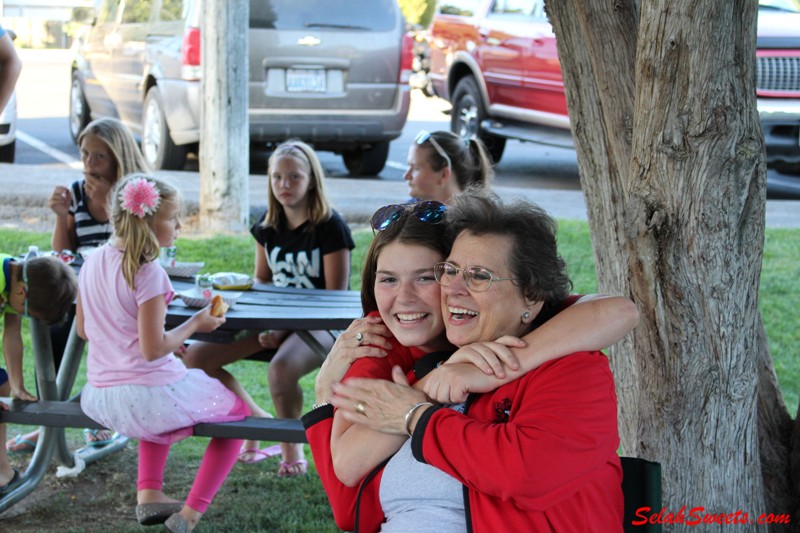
left=303, top=195, right=637, bottom=531
left=405, top=130, right=494, bottom=204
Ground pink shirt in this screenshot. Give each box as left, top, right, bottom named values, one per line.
left=79, top=244, right=187, bottom=387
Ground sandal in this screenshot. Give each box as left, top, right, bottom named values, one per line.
left=0, top=468, right=22, bottom=495
left=83, top=428, right=116, bottom=447
left=277, top=459, right=308, bottom=478
left=6, top=434, right=36, bottom=454
left=237, top=444, right=281, bottom=464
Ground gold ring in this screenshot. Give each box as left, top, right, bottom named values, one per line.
left=354, top=401, right=367, bottom=416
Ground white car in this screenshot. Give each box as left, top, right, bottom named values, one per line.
left=0, top=90, right=16, bottom=163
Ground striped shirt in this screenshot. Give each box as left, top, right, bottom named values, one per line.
left=68, top=180, right=112, bottom=248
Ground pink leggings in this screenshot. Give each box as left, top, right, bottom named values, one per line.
left=136, top=402, right=250, bottom=513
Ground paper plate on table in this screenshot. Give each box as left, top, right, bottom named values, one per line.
left=177, top=289, right=242, bottom=309
left=164, top=261, right=204, bottom=278
left=210, top=272, right=253, bottom=290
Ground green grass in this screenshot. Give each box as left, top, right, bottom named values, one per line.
left=0, top=223, right=798, bottom=531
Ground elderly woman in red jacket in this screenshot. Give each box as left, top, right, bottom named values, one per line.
left=306, top=190, right=627, bottom=532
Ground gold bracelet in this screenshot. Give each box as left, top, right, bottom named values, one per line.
left=404, top=401, right=434, bottom=437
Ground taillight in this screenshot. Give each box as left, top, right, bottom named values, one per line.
left=181, top=27, right=201, bottom=80
left=400, top=32, right=414, bottom=84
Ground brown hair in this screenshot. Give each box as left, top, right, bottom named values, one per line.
left=262, top=140, right=332, bottom=230
left=23, top=256, right=79, bottom=325
left=419, top=130, right=494, bottom=191
left=111, top=174, right=180, bottom=289
left=361, top=208, right=449, bottom=314
left=445, top=188, right=572, bottom=308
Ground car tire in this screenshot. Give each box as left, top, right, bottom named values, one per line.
left=69, top=72, right=90, bottom=143
left=342, top=141, right=390, bottom=176
left=142, top=86, right=187, bottom=170
left=451, top=77, right=506, bottom=164
left=0, top=140, right=15, bottom=163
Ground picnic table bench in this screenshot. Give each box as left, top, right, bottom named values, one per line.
left=0, top=280, right=362, bottom=513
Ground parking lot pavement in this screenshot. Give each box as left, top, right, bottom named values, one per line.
left=1, top=163, right=798, bottom=233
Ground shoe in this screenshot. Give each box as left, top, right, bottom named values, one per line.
left=0, top=469, right=22, bottom=495
left=236, top=444, right=281, bottom=464
left=6, top=435, right=36, bottom=454
left=135, top=502, right=184, bottom=526
left=277, top=459, right=308, bottom=478
left=164, top=512, right=191, bottom=533
left=83, top=428, right=116, bottom=447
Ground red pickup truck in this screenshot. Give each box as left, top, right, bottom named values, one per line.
left=428, top=0, right=800, bottom=174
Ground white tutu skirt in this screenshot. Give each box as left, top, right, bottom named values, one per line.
left=80, top=368, right=247, bottom=445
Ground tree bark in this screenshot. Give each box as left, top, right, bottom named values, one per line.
left=547, top=0, right=797, bottom=526
left=199, top=0, right=249, bottom=233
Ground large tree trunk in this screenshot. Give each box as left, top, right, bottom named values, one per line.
left=547, top=0, right=798, bottom=526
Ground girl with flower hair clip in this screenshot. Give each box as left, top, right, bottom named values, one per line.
left=76, top=174, right=249, bottom=532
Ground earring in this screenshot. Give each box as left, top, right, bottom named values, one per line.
left=521, top=311, right=531, bottom=321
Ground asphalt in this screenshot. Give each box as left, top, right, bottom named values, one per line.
left=1, top=163, right=799, bottom=233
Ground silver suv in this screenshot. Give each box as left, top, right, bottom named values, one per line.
left=70, top=0, right=412, bottom=175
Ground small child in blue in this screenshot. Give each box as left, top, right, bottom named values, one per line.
left=0, top=254, right=78, bottom=495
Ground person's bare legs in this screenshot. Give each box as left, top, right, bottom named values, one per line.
left=0, top=382, right=18, bottom=488
left=183, top=335, right=272, bottom=458
left=268, top=331, right=331, bottom=475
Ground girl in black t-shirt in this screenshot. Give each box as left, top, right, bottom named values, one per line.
left=184, top=140, right=354, bottom=477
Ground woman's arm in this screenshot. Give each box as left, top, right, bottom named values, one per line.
left=137, top=295, right=224, bottom=361
left=424, top=295, right=639, bottom=403
left=323, top=248, right=351, bottom=291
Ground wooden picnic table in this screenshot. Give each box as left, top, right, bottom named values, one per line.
left=0, top=277, right=362, bottom=512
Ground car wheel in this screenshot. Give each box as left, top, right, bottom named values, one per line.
left=0, top=140, right=15, bottom=163
left=69, top=72, right=90, bottom=143
left=451, top=77, right=506, bottom=164
left=342, top=141, right=390, bottom=176
left=142, top=86, right=187, bottom=170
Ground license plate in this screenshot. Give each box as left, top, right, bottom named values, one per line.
left=286, top=69, right=326, bottom=93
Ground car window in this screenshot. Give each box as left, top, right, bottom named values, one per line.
left=96, top=0, right=121, bottom=24
left=437, top=0, right=481, bottom=17
left=121, top=0, right=154, bottom=24
left=249, top=0, right=396, bottom=31
left=489, top=0, right=543, bottom=18
left=158, top=0, right=187, bottom=22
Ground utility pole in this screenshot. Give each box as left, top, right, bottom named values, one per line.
left=199, top=0, right=249, bottom=233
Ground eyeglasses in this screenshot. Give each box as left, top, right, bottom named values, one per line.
left=415, top=130, right=452, bottom=172
left=433, top=261, right=517, bottom=292
left=21, top=260, right=29, bottom=318
left=370, top=201, right=446, bottom=232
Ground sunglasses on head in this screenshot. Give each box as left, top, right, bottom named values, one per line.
left=370, top=201, right=446, bottom=232
left=415, top=130, right=452, bottom=172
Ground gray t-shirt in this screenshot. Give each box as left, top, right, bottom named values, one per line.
left=378, top=404, right=467, bottom=532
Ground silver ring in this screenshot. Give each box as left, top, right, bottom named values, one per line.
left=355, top=332, right=364, bottom=344
left=354, top=401, right=367, bottom=415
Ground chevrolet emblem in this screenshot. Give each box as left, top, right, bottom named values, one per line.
left=297, top=36, right=321, bottom=47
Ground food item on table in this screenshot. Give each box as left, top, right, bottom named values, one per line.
left=210, top=294, right=229, bottom=317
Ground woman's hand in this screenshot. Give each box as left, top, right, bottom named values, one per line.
left=444, top=335, right=525, bottom=378
left=330, top=366, right=429, bottom=435
left=315, top=315, right=392, bottom=403
left=48, top=186, right=71, bottom=216
left=423, top=363, right=508, bottom=404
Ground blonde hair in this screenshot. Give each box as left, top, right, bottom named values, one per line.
left=262, top=140, right=332, bottom=230
left=79, top=117, right=150, bottom=183
left=111, top=174, right=180, bottom=289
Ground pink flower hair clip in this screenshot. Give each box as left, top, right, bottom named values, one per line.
left=120, top=177, right=160, bottom=218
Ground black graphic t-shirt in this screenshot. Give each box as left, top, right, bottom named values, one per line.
left=249, top=210, right=355, bottom=289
